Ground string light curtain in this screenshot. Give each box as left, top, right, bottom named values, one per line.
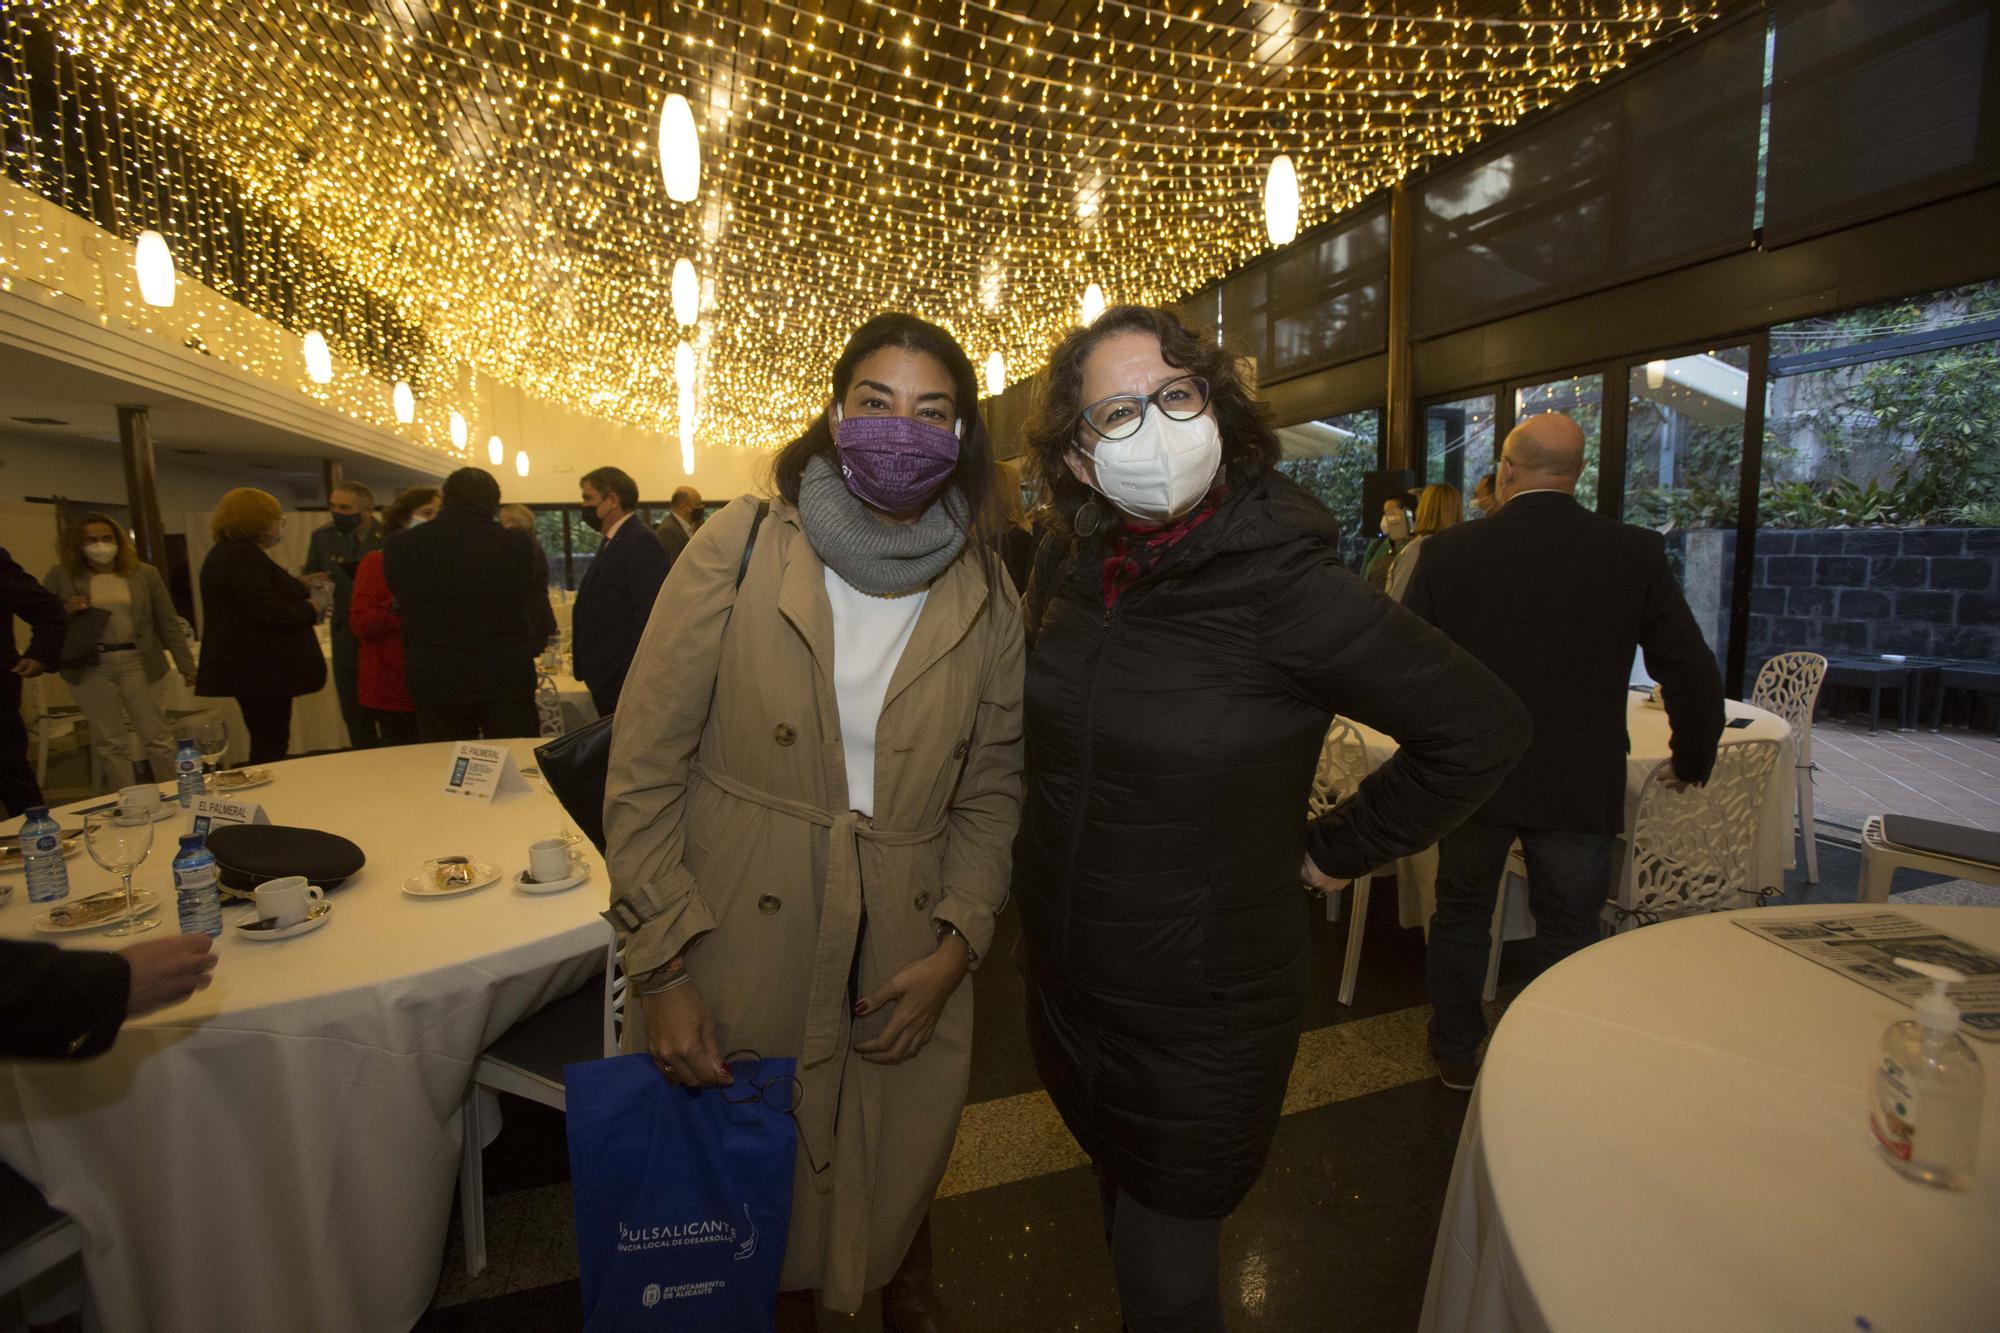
left=1, top=1, right=1718, bottom=452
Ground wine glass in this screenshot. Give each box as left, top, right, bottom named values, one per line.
left=85, top=809, right=157, bottom=937
left=193, top=717, right=231, bottom=789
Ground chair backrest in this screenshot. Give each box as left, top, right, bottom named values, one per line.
left=602, top=935, right=626, bottom=1059
left=534, top=672, right=565, bottom=739
left=1616, top=739, right=1782, bottom=929
left=1308, top=717, right=1372, bottom=818
left=1751, top=652, right=1827, bottom=760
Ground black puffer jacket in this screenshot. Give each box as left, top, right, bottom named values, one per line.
left=1014, top=470, right=1529, bottom=1218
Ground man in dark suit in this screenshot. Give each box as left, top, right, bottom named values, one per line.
left=2, top=934, right=217, bottom=1058
left=573, top=466, right=670, bottom=715
left=303, top=480, right=385, bottom=748
left=652, top=485, right=703, bottom=570
left=383, top=467, right=546, bottom=741
left=1404, top=413, right=1725, bottom=1090
left=0, top=545, right=69, bottom=815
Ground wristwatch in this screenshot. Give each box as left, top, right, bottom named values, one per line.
left=933, top=918, right=977, bottom=965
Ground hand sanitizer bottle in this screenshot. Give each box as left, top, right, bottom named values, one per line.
left=1870, top=959, right=1983, bottom=1189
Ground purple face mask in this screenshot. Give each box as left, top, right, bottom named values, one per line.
left=834, top=412, right=961, bottom=513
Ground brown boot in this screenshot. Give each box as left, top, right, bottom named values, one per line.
left=773, top=1288, right=818, bottom=1333
left=881, top=1213, right=961, bottom=1333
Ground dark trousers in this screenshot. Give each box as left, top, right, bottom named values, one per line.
left=372, top=709, right=421, bottom=747
left=237, top=696, right=294, bottom=767
left=0, top=670, right=44, bottom=817
left=1097, top=1173, right=1225, bottom=1333
left=1426, top=820, right=1621, bottom=1063
left=330, top=635, right=381, bottom=749
left=415, top=696, right=540, bottom=744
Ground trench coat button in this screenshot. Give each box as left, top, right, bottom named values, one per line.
left=758, top=894, right=782, bottom=915
left=913, top=891, right=931, bottom=911
left=952, top=739, right=969, bottom=759
left=773, top=723, right=796, bottom=747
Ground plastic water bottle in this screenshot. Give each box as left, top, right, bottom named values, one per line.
left=174, top=738, right=203, bottom=808
left=21, top=806, right=71, bottom=904
left=172, top=834, right=222, bottom=938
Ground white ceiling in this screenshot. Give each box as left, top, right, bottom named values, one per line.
left=0, top=339, right=441, bottom=497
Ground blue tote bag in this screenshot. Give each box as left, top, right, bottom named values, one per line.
left=566, top=1052, right=799, bottom=1331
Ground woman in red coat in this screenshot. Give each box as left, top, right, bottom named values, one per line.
left=347, top=487, right=438, bottom=746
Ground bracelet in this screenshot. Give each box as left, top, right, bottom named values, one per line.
left=638, top=969, right=694, bottom=997
left=631, top=955, right=687, bottom=992
left=933, top=919, right=977, bottom=966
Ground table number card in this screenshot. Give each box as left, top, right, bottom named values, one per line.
left=442, top=743, right=530, bottom=803
left=188, top=796, right=269, bottom=840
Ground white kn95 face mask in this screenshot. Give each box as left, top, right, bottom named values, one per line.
left=1080, top=408, right=1222, bottom=523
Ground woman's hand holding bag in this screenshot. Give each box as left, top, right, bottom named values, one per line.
left=644, top=982, right=734, bottom=1087
left=851, top=939, right=970, bottom=1065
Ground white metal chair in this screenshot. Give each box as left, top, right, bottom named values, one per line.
left=1859, top=816, right=2000, bottom=904
left=23, top=675, right=89, bottom=787
left=458, top=940, right=624, bottom=1277
left=533, top=671, right=566, bottom=739
left=1751, top=652, right=1828, bottom=883
left=0, top=1163, right=84, bottom=1319
left=1608, top=739, right=1783, bottom=930
left=1308, top=718, right=1383, bottom=1006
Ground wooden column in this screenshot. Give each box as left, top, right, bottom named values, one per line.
left=117, top=405, right=166, bottom=566
left=321, top=457, right=345, bottom=502
left=1383, top=180, right=1416, bottom=472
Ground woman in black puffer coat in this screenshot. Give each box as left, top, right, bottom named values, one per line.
left=1014, top=306, right=1530, bottom=1333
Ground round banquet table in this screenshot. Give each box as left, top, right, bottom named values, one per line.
left=0, top=742, right=609, bottom=1333
left=1353, top=693, right=1796, bottom=932
left=1418, top=905, right=2000, bottom=1333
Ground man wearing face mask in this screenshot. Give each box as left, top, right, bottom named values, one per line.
left=571, top=466, right=670, bottom=716
left=1013, top=305, right=1527, bottom=1333
left=303, top=481, right=383, bottom=748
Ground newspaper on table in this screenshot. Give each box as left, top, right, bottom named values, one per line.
left=1736, top=912, right=2000, bottom=1042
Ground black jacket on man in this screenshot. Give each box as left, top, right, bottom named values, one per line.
left=194, top=537, right=327, bottom=698
left=1, top=940, right=129, bottom=1058
left=571, top=516, right=670, bottom=704
left=0, top=546, right=67, bottom=813
left=653, top=513, right=692, bottom=570
left=383, top=506, right=543, bottom=707
left=1014, top=469, right=1528, bottom=1218
left=1403, top=490, right=1726, bottom=834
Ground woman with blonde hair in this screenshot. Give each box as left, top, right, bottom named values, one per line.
left=1388, top=482, right=1464, bottom=602
left=42, top=513, right=194, bottom=788
left=194, top=488, right=326, bottom=764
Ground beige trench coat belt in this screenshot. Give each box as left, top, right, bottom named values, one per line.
left=688, top=762, right=950, bottom=1070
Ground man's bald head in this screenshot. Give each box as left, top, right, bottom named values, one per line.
left=1498, top=413, right=1586, bottom=499
left=670, top=486, right=703, bottom=516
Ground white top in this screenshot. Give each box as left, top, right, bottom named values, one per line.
left=601, top=510, right=633, bottom=542
left=824, top=566, right=928, bottom=816
left=88, top=571, right=134, bottom=643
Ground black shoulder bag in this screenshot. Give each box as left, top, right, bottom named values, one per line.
left=533, top=501, right=769, bottom=853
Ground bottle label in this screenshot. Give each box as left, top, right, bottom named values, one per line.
left=1870, top=1056, right=1919, bottom=1161
left=29, top=834, right=56, bottom=854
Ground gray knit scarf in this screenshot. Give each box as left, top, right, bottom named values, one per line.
left=797, top=454, right=969, bottom=596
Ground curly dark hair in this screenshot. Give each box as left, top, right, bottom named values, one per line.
left=769, top=311, right=1002, bottom=574
left=1023, top=304, right=1279, bottom=532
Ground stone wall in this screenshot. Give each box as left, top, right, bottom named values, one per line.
left=1746, top=527, right=2000, bottom=665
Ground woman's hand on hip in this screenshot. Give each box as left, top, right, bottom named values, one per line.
left=643, top=983, right=733, bottom=1087
left=852, top=939, right=969, bottom=1066
left=1300, top=854, right=1352, bottom=896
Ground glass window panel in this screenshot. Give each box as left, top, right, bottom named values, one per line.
left=1624, top=349, right=1750, bottom=679
left=1422, top=394, right=1496, bottom=501
left=1513, top=375, right=1604, bottom=510
left=1275, top=409, right=1381, bottom=568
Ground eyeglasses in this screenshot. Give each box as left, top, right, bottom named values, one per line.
left=1074, top=375, right=1210, bottom=442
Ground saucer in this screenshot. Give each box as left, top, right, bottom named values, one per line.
left=403, top=859, right=502, bottom=898
left=209, top=768, right=273, bottom=793
left=514, top=865, right=590, bottom=895
left=235, top=900, right=332, bottom=941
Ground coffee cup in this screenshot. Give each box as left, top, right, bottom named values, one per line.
left=118, top=783, right=163, bottom=818
left=528, top=838, right=572, bottom=884
left=254, top=875, right=324, bottom=927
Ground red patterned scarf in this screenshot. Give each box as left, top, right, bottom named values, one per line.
left=1099, top=486, right=1227, bottom=610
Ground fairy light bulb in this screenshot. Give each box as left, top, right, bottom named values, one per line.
left=449, top=412, right=469, bottom=452
left=392, top=381, right=415, bottom=424
left=1080, top=283, right=1106, bottom=327
left=488, top=434, right=504, bottom=466
left=302, top=332, right=333, bottom=384
left=658, top=93, right=700, bottom=203
left=134, top=229, right=175, bottom=307
left=1264, top=154, right=1300, bottom=247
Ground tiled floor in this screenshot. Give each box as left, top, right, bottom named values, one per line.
left=1808, top=717, right=2000, bottom=832
left=416, top=831, right=1943, bottom=1333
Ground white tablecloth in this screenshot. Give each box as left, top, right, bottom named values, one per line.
left=0, top=742, right=609, bottom=1332
left=1420, top=905, right=2000, bottom=1333
left=1353, top=694, right=1796, bottom=931
left=545, top=668, right=598, bottom=733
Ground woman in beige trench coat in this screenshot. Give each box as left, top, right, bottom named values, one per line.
left=604, top=313, right=1024, bottom=1330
